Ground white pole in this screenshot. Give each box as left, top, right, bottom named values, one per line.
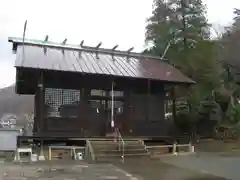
left=111, top=81, right=114, bottom=128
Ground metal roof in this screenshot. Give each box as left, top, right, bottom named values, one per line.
left=9, top=37, right=194, bottom=84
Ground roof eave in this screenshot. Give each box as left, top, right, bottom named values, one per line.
left=15, top=65, right=195, bottom=85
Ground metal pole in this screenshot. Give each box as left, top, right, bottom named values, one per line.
left=111, top=81, right=115, bottom=128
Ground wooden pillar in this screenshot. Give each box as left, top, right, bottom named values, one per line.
left=123, top=89, right=130, bottom=113
left=33, top=94, right=36, bottom=134
left=81, top=88, right=90, bottom=101
left=34, top=88, right=40, bottom=135
left=171, top=86, right=177, bottom=123
left=80, top=88, right=90, bottom=129
left=147, top=80, right=151, bottom=121
left=38, top=72, right=44, bottom=133
left=123, top=89, right=131, bottom=133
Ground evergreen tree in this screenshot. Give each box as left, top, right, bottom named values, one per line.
left=233, top=8, right=240, bottom=31
left=145, top=0, right=210, bottom=58
left=145, top=0, right=175, bottom=56
left=145, top=0, right=222, bottom=134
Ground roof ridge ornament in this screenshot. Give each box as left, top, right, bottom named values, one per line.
left=126, top=47, right=134, bottom=61
left=61, top=38, right=67, bottom=55
left=78, top=40, right=84, bottom=58
left=8, top=36, right=170, bottom=61
left=43, top=35, right=48, bottom=55
left=95, top=42, right=102, bottom=59
left=111, top=45, right=118, bottom=60
left=44, top=35, right=49, bottom=42
left=62, top=38, right=67, bottom=45
left=80, top=40, right=84, bottom=47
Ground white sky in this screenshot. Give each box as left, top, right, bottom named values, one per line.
left=0, top=0, right=240, bottom=88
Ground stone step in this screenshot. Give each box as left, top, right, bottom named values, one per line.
left=89, top=139, right=149, bottom=162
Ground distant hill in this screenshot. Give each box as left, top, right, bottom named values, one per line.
left=0, top=85, right=34, bottom=118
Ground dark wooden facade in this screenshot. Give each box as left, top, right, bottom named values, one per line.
left=17, top=68, right=178, bottom=137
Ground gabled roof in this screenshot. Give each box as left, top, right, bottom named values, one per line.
left=9, top=37, right=195, bottom=84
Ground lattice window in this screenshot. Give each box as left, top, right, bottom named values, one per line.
left=44, top=88, right=80, bottom=117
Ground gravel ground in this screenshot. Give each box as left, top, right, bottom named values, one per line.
left=0, top=155, right=234, bottom=180
left=160, top=153, right=239, bottom=180
left=111, top=157, right=228, bottom=180
left=0, top=161, right=137, bottom=180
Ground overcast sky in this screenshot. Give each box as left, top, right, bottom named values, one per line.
left=0, top=0, right=240, bottom=88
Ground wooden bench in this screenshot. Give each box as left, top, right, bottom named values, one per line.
left=48, top=146, right=85, bottom=160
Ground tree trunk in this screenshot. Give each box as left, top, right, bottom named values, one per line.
left=181, top=0, right=188, bottom=50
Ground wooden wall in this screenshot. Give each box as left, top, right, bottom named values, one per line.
left=119, top=92, right=168, bottom=137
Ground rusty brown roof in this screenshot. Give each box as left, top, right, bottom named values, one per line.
left=9, top=37, right=194, bottom=84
